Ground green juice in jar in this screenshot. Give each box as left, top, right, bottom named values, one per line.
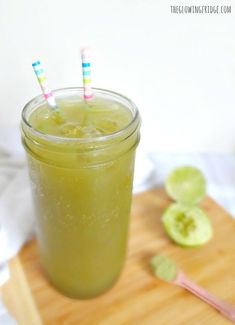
left=21, top=88, right=140, bottom=299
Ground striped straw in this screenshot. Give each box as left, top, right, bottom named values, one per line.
left=81, top=48, right=93, bottom=100
left=32, top=60, right=57, bottom=110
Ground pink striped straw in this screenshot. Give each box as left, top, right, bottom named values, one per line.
left=32, top=60, right=58, bottom=110
left=81, top=48, right=93, bottom=100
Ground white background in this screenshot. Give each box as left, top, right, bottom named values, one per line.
left=0, top=0, right=234, bottom=152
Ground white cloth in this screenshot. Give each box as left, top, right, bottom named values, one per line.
left=1, top=127, right=235, bottom=324
left=0, top=128, right=35, bottom=325
left=0, top=128, right=35, bottom=265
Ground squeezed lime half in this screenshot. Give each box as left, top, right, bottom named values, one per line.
left=165, top=166, right=206, bottom=205
left=162, top=203, right=213, bottom=247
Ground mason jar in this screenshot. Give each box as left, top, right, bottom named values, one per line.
left=21, top=88, right=141, bottom=299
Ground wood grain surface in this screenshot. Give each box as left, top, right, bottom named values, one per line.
left=2, top=188, right=235, bottom=325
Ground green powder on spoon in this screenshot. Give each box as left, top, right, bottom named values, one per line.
left=150, top=255, right=178, bottom=282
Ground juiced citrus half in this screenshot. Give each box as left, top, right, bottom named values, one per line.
left=162, top=203, right=212, bottom=247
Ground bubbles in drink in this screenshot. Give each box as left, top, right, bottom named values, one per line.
left=95, top=119, right=119, bottom=133
left=29, top=97, right=132, bottom=138
left=81, top=126, right=103, bottom=137
left=51, top=110, right=66, bottom=124
left=61, top=123, right=83, bottom=137
left=61, top=122, right=103, bottom=137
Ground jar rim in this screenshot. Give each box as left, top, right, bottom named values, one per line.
left=21, top=87, right=140, bottom=144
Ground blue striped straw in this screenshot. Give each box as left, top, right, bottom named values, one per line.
left=81, top=48, right=93, bottom=100
left=32, top=60, right=58, bottom=110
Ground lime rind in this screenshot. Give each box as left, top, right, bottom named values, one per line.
left=165, top=166, right=206, bottom=205
left=162, top=203, right=213, bottom=247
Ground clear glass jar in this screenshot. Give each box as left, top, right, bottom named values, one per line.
left=21, top=88, right=141, bottom=299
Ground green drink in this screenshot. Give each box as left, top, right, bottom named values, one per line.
left=21, top=88, right=140, bottom=299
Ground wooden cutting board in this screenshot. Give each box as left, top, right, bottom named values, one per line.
left=2, top=188, right=235, bottom=325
